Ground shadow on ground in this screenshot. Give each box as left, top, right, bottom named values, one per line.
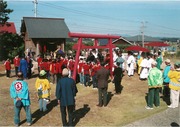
left=145, top=93, right=148, bottom=105
left=171, top=122, right=179, bottom=127
left=73, top=104, right=90, bottom=126
left=0, top=73, right=6, bottom=77
left=19, top=99, right=58, bottom=126
left=107, top=92, right=114, bottom=105
left=161, top=96, right=171, bottom=105
left=31, top=73, right=39, bottom=78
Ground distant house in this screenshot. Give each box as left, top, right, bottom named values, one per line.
left=125, top=35, right=162, bottom=45
left=112, top=37, right=134, bottom=45
left=0, top=22, right=17, bottom=61
left=159, top=47, right=177, bottom=52
left=98, top=37, right=133, bottom=46
left=0, top=22, right=17, bottom=34
left=20, top=17, right=70, bottom=58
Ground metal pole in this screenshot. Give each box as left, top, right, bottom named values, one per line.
left=35, top=0, right=38, bottom=56
left=142, top=21, right=144, bottom=47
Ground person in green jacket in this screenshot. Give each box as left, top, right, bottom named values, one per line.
left=156, top=52, right=162, bottom=70
left=145, top=61, right=163, bottom=109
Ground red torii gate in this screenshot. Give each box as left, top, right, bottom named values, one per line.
left=68, top=32, right=120, bottom=81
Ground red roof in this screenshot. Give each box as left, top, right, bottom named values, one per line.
left=0, top=22, right=16, bottom=34
left=125, top=45, right=150, bottom=52
left=144, top=41, right=170, bottom=47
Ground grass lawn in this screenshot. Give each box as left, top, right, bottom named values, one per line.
left=0, top=57, right=175, bottom=126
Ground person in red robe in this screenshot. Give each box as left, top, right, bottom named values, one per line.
left=14, top=55, right=20, bottom=76
left=78, top=58, right=84, bottom=85
left=63, top=57, right=68, bottom=68
left=91, top=61, right=99, bottom=89
left=82, top=61, right=90, bottom=87
left=68, top=57, right=75, bottom=78
left=4, top=58, right=11, bottom=78
left=37, top=55, right=43, bottom=73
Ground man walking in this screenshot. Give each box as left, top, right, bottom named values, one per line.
left=26, top=54, right=33, bottom=79
left=56, top=68, right=77, bottom=126
left=96, top=61, right=109, bottom=107
left=145, top=61, right=163, bottom=109
left=18, top=55, right=28, bottom=80
left=10, top=71, right=32, bottom=126
left=167, top=62, right=180, bottom=108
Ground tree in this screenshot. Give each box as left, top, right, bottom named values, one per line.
left=0, top=1, right=13, bottom=25
left=0, top=1, right=24, bottom=61
left=0, top=32, right=24, bottom=60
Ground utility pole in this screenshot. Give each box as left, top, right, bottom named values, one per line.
left=33, top=0, right=39, bottom=55
left=35, top=0, right=37, bottom=17
left=141, top=20, right=147, bottom=47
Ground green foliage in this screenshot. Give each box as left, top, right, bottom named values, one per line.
left=0, top=1, right=13, bottom=24
left=164, top=50, right=180, bottom=58
left=115, top=45, right=131, bottom=52
left=65, top=42, right=94, bottom=55
left=84, top=42, right=93, bottom=46
left=0, top=1, right=16, bottom=61
left=176, top=51, right=180, bottom=57
left=65, top=42, right=74, bottom=52
left=0, top=33, right=24, bottom=61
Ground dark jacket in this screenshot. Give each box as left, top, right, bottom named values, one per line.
left=113, top=67, right=122, bottom=81
left=56, top=77, right=77, bottom=106
left=96, top=66, right=109, bottom=88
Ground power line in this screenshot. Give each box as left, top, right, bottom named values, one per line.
left=37, top=1, right=180, bottom=33
left=148, top=22, right=180, bottom=32
left=38, top=1, right=141, bottom=24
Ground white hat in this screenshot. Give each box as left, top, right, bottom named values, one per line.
left=165, top=59, right=170, bottom=63
left=151, top=61, right=157, bottom=66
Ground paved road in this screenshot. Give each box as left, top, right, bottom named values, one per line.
left=124, top=107, right=180, bottom=127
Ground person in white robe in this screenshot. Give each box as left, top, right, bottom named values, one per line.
left=126, top=55, right=129, bottom=72
left=92, top=50, right=98, bottom=59
left=113, top=51, right=118, bottom=63
left=139, top=54, right=148, bottom=80
left=127, top=51, right=135, bottom=77
left=146, top=54, right=155, bottom=77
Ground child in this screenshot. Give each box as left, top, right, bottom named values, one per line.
left=35, top=70, right=51, bottom=112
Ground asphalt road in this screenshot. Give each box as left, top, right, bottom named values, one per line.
left=124, top=107, right=180, bottom=127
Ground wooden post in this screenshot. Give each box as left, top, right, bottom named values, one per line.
left=72, top=38, right=82, bottom=81
left=109, top=38, right=113, bottom=79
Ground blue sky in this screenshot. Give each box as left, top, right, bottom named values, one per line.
left=6, top=0, right=180, bottom=38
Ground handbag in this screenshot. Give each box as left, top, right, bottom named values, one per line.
left=16, top=100, right=22, bottom=108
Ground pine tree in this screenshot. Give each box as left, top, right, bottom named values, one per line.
left=0, top=1, right=13, bottom=25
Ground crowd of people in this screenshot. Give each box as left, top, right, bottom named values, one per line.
left=6, top=48, right=180, bottom=126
